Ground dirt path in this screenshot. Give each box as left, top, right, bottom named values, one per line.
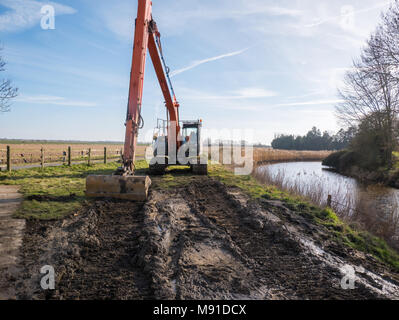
left=12, top=177, right=399, bottom=300
left=139, top=179, right=399, bottom=299
left=0, top=185, right=25, bottom=300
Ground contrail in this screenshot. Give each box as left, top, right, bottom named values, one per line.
left=170, top=48, right=248, bottom=77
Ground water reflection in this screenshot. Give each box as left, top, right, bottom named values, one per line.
left=255, top=162, right=399, bottom=249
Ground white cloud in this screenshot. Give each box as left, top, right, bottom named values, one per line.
left=235, top=88, right=277, bottom=99
left=304, top=1, right=391, bottom=28
left=188, top=5, right=303, bottom=20
left=180, top=87, right=277, bottom=101
left=232, top=3, right=302, bottom=18
left=0, top=0, right=76, bottom=33
left=16, top=95, right=97, bottom=107
left=170, top=48, right=248, bottom=77
left=96, top=0, right=303, bottom=40
left=275, top=99, right=344, bottom=107
left=95, top=0, right=135, bottom=41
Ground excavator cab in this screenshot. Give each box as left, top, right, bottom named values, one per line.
left=150, top=120, right=207, bottom=175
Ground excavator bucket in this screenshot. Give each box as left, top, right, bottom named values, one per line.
left=85, top=175, right=151, bottom=201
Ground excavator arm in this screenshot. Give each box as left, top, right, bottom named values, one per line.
left=123, top=0, right=180, bottom=174
left=85, top=0, right=196, bottom=201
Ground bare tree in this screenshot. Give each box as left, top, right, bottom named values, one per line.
left=0, top=48, right=18, bottom=112
left=375, top=0, right=399, bottom=80
left=336, top=17, right=399, bottom=168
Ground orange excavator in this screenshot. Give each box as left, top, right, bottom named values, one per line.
left=86, top=0, right=207, bottom=201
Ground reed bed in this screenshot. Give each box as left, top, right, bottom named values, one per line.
left=208, top=146, right=332, bottom=166
left=253, top=148, right=332, bottom=164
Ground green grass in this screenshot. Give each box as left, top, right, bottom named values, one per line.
left=0, top=162, right=124, bottom=219
left=152, top=165, right=199, bottom=189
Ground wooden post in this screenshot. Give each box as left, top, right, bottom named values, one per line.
left=6, top=145, right=11, bottom=172
left=41, top=148, right=44, bottom=169
left=68, top=146, right=71, bottom=166
left=327, top=195, right=332, bottom=208
left=88, top=148, right=91, bottom=166
left=104, top=147, right=107, bottom=164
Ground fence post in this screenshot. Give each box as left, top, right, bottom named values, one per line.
left=104, top=147, right=107, bottom=164
left=88, top=148, right=91, bottom=166
left=327, top=195, right=332, bottom=208
left=68, top=146, right=71, bottom=166
left=6, top=145, right=11, bottom=172
left=41, top=148, right=44, bottom=169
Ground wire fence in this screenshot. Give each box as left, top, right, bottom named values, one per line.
left=0, top=145, right=124, bottom=171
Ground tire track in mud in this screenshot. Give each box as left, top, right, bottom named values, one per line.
left=16, top=201, right=153, bottom=300
left=183, top=181, right=381, bottom=299
left=136, top=185, right=265, bottom=299
left=139, top=179, right=395, bottom=300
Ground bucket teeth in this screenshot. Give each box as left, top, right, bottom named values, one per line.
left=85, top=175, right=151, bottom=201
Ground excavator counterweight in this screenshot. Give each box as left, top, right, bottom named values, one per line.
left=86, top=175, right=151, bottom=201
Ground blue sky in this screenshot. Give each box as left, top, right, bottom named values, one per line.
left=0, top=0, right=393, bottom=144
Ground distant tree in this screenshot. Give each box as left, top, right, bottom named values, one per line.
left=331, top=127, right=357, bottom=150
left=271, top=127, right=353, bottom=151
left=0, top=48, right=18, bottom=112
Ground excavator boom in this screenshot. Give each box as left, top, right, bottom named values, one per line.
left=85, top=0, right=206, bottom=201
left=124, top=0, right=180, bottom=173
left=123, top=0, right=152, bottom=173
left=86, top=0, right=160, bottom=201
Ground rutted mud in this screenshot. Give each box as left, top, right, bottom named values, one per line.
left=11, top=177, right=399, bottom=299
left=0, top=186, right=24, bottom=300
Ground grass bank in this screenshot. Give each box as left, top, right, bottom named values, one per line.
left=0, top=160, right=398, bottom=270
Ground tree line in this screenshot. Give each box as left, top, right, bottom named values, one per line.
left=271, top=126, right=356, bottom=151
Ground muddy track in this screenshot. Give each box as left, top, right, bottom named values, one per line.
left=138, top=179, right=398, bottom=299
left=12, top=177, right=399, bottom=300
left=0, top=186, right=25, bottom=300
left=16, top=201, right=152, bottom=300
